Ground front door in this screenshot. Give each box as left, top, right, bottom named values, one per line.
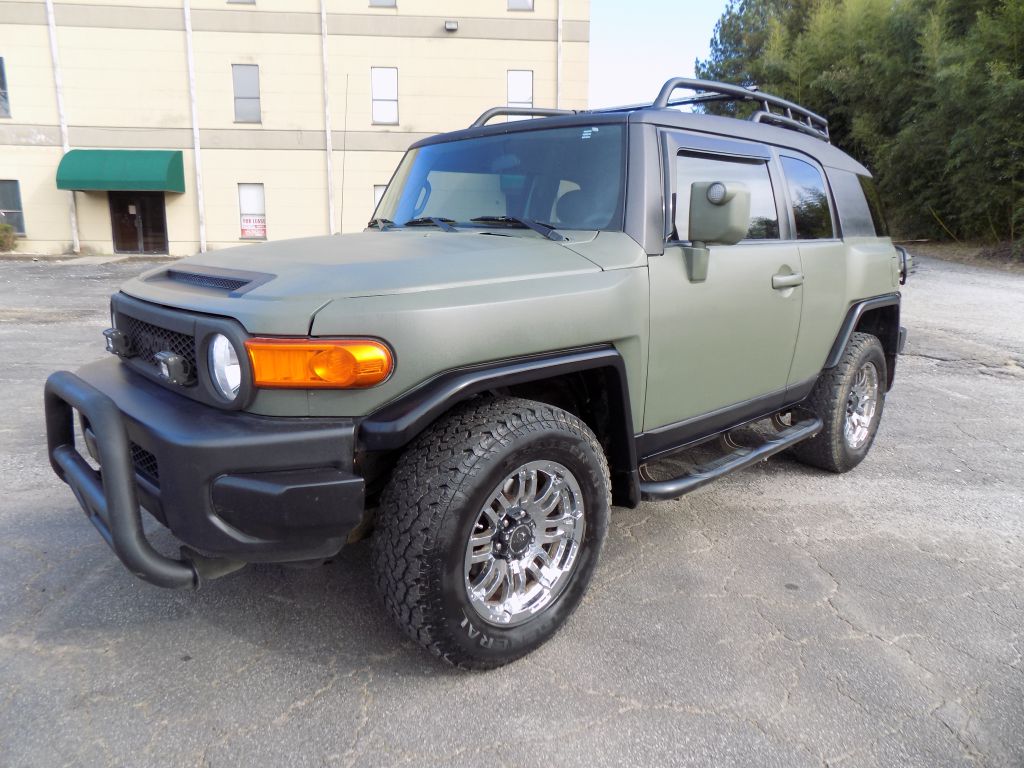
left=109, top=191, right=168, bottom=254
left=643, top=138, right=802, bottom=439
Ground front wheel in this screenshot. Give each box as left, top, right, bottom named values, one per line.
left=371, top=397, right=610, bottom=669
left=792, top=331, right=887, bottom=473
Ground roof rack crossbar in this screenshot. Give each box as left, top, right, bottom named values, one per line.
left=652, top=77, right=830, bottom=142
left=470, top=107, right=576, bottom=128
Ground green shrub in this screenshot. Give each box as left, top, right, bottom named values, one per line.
left=0, top=223, right=16, bottom=252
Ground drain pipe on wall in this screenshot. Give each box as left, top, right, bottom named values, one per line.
left=556, top=0, right=563, bottom=109
left=44, top=0, right=79, bottom=254
left=183, top=0, right=207, bottom=253
left=319, top=0, right=337, bottom=234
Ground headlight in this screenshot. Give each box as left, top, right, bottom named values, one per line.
left=208, top=334, right=242, bottom=399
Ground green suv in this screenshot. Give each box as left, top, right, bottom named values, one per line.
left=44, top=78, right=907, bottom=669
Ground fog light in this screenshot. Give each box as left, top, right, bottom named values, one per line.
left=103, top=328, right=133, bottom=357
left=153, top=351, right=194, bottom=386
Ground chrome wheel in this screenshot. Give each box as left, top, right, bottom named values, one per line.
left=844, top=361, right=879, bottom=449
left=464, top=460, right=586, bottom=627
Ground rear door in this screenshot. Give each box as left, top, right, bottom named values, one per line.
left=643, top=133, right=803, bottom=438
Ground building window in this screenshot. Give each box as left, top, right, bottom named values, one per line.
left=0, top=180, right=24, bottom=235
left=371, top=67, right=399, bottom=125
left=373, top=185, right=387, bottom=208
left=0, top=58, right=9, bottom=118
left=232, top=64, right=261, bottom=123
left=507, top=70, right=533, bottom=112
left=369, top=0, right=396, bottom=6
left=238, top=183, right=266, bottom=239
left=674, top=154, right=779, bottom=241
left=781, top=156, right=835, bottom=240
left=508, top=0, right=534, bottom=9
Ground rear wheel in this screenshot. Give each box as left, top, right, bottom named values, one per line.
left=371, top=397, right=610, bottom=669
left=793, top=331, right=887, bottom=473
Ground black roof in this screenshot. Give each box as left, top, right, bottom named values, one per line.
left=410, top=78, right=870, bottom=176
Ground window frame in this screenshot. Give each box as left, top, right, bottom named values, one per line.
left=370, top=66, right=399, bottom=126
left=0, top=180, right=25, bottom=236
left=0, top=57, right=10, bottom=118
left=232, top=63, right=261, bottom=124
left=237, top=182, right=267, bottom=240
left=778, top=152, right=840, bottom=241
left=661, top=130, right=790, bottom=245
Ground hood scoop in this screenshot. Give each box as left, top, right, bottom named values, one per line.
left=154, top=266, right=275, bottom=297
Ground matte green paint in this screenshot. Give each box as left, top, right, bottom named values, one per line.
left=56, top=149, right=186, bottom=193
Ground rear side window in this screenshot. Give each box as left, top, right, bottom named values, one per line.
left=675, top=153, right=779, bottom=241
left=781, top=156, right=835, bottom=239
left=858, top=175, right=889, bottom=236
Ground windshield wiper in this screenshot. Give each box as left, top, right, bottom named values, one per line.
left=368, top=217, right=395, bottom=231
left=402, top=217, right=459, bottom=233
left=469, top=215, right=568, bottom=242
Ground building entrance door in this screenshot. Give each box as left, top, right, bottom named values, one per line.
left=109, top=192, right=168, bottom=254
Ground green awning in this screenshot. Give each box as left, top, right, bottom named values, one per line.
left=56, top=150, right=185, bottom=193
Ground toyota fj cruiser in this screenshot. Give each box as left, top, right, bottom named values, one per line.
left=44, top=78, right=908, bottom=669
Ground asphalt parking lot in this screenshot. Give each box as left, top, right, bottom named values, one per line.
left=1, top=253, right=1021, bottom=767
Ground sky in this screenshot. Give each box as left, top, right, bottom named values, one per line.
left=588, top=0, right=729, bottom=108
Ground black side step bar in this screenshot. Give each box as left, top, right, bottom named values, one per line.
left=639, top=417, right=823, bottom=502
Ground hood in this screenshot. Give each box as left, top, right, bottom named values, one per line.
left=120, top=230, right=602, bottom=334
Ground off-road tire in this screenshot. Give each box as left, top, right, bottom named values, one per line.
left=792, top=332, right=887, bottom=473
left=371, top=397, right=610, bottom=669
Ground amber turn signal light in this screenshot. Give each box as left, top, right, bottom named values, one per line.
left=245, top=338, right=393, bottom=389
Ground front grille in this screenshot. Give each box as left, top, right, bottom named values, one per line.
left=166, top=270, right=249, bottom=292
left=130, top=442, right=160, bottom=485
left=120, top=314, right=197, bottom=378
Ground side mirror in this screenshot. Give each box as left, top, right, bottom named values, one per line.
left=680, top=182, right=751, bottom=283
left=689, top=181, right=751, bottom=247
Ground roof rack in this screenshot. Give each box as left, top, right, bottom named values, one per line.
left=650, top=77, right=830, bottom=142
left=470, top=107, right=576, bottom=128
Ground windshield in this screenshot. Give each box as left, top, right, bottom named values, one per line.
left=373, top=124, right=626, bottom=231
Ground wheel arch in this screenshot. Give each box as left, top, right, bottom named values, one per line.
left=825, top=295, right=901, bottom=390
left=359, top=346, right=641, bottom=508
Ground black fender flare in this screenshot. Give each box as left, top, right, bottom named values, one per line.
left=359, top=345, right=641, bottom=507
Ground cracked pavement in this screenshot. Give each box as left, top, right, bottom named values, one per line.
left=1, top=254, right=1022, bottom=767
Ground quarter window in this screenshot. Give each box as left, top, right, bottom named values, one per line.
left=373, top=185, right=387, bottom=208
left=674, top=153, right=780, bottom=241
left=371, top=67, right=399, bottom=125
left=238, top=183, right=266, bottom=239
left=232, top=64, right=261, bottom=123
left=0, top=58, right=9, bottom=118
left=781, top=156, right=835, bottom=239
left=0, top=180, right=24, bottom=235
left=858, top=175, right=889, bottom=237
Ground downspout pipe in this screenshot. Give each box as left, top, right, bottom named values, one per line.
left=320, top=0, right=336, bottom=233
left=183, top=0, right=207, bottom=253
left=44, top=0, right=79, bottom=254
left=556, top=0, right=563, bottom=109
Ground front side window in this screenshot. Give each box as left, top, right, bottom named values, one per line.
left=674, top=153, right=780, bottom=241
left=375, top=124, right=626, bottom=231
left=0, top=180, right=24, bottom=235
left=781, top=156, right=835, bottom=239
left=0, top=58, right=9, bottom=118
left=371, top=67, right=399, bottom=125
left=238, top=183, right=266, bottom=239
left=232, top=64, right=261, bottom=123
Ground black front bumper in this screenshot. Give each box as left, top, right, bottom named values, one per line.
left=44, top=359, right=365, bottom=589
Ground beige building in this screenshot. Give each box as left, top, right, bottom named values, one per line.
left=0, top=0, right=589, bottom=256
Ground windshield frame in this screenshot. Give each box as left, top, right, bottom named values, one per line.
left=370, top=122, right=629, bottom=234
